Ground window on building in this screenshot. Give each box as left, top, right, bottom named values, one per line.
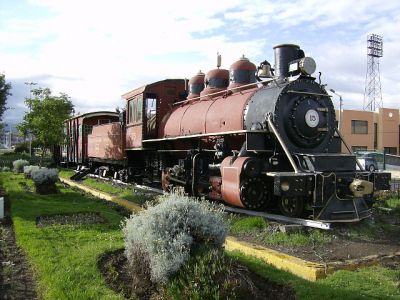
left=351, top=120, right=368, bottom=134
left=374, top=123, right=378, bottom=149
left=384, top=147, right=397, bottom=155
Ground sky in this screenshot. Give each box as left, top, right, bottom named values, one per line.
left=1, top=0, right=399, bottom=124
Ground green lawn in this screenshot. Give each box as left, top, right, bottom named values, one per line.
left=0, top=172, right=125, bottom=299
left=3, top=171, right=398, bottom=299
left=231, top=252, right=400, bottom=300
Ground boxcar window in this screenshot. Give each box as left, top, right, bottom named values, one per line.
left=146, top=94, right=157, bottom=136
left=137, top=95, right=143, bottom=123
left=129, top=100, right=134, bottom=124
left=98, top=119, right=111, bottom=125
left=83, top=125, right=93, bottom=136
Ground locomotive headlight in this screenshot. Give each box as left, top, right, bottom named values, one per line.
left=281, top=181, right=290, bottom=191
left=299, top=57, right=316, bottom=75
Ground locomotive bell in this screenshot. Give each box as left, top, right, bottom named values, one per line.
left=187, top=70, right=205, bottom=99
left=228, top=55, right=257, bottom=92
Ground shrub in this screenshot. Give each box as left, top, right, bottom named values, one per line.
left=165, top=247, right=236, bottom=299
left=23, top=165, right=40, bottom=178
left=123, top=193, right=228, bottom=283
left=12, top=159, right=29, bottom=173
left=2, top=166, right=10, bottom=172
left=14, top=142, right=29, bottom=154
left=31, top=168, right=59, bottom=194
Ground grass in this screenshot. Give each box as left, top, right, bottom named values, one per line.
left=0, top=172, right=126, bottom=299
left=230, top=251, right=400, bottom=300
left=2, top=171, right=399, bottom=299
left=264, top=229, right=332, bottom=247
left=229, top=216, right=268, bottom=234
left=58, top=169, right=150, bottom=206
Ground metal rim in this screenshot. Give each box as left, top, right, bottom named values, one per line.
left=279, top=196, right=304, bottom=217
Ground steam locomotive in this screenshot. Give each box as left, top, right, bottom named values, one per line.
left=61, top=44, right=390, bottom=222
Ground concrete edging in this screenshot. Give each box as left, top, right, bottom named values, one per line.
left=60, top=177, right=142, bottom=212
left=59, top=176, right=400, bottom=281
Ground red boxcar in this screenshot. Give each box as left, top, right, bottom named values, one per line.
left=87, top=122, right=125, bottom=162
left=62, top=111, right=119, bottom=165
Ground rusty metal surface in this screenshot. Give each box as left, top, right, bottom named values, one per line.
left=123, top=79, right=187, bottom=146
left=161, top=87, right=257, bottom=138
left=126, top=125, right=143, bottom=149
left=87, top=122, right=125, bottom=160
left=221, top=156, right=249, bottom=207
left=63, top=113, right=119, bottom=164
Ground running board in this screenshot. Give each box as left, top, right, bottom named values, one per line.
left=223, top=206, right=331, bottom=230
left=70, top=168, right=92, bottom=181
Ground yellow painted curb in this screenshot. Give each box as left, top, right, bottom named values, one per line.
left=60, top=177, right=142, bottom=213
left=225, top=236, right=327, bottom=281
left=59, top=176, right=400, bottom=281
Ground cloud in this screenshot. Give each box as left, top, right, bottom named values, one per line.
left=1, top=0, right=399, bottom=124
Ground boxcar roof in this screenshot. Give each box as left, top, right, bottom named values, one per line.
left=122, top=78, right=184, bottom=99
left=66, top=111, right=119, bottom=121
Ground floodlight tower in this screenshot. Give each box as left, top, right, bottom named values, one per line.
left=363, top=34, right=383, bottom=111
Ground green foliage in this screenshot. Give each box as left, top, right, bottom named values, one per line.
left=165, top=247, right=237, bottom=300
left=0, top=152, right=53, bottom=169
left=14, top=142, right=29, bottom=154
left=375, top=190, right=400, bottom=213
left=17, top=88, right=74, bottom=162
left=230, top=216, right=268, bottom=234
left=2, top=166, right=10, bottom=171
left=0, top=73, right=12, bottom=122
left=264, top=229, right=332, bottom=247
left=12, top=159, right=29, bottom=173
left=123, top=193, right=228, bottom=283
left=231, top=252, right=400, bottom=300
left=0, top=173, right=124, bottom=299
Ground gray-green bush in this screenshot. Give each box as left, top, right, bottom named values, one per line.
left=1, top=166, right=10, bottom=172
left=31, top=168, right=59, bottom=185
left=123, top=193, right=228, bottom=283
left=12, top=159, right=29, bottom=173
left=23, top=165, right=40, bottom=178
left=31, top=168, right=59, bottom=194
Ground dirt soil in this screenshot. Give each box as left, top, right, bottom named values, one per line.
left=233, top=214, right=400, bottom=264
left=0, top=194, right=37, bottom=300
left=98, top=249, right=297, bottom=300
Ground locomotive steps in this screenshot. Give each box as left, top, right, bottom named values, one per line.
left=59, top=176, right=400, bottom=281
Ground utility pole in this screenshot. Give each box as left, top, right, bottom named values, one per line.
left=363, top=34, right=383, bottom=111
left=24, top=81, right=37, bottom=156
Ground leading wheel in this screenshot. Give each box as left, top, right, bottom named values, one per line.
left=279, top=196, right=304, bottom=217
left=368, top=164, right=375, bottom=172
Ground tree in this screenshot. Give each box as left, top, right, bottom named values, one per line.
left=17, top=88, right=74, bottom=165
left=0, top=73, right=12, bottom=124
